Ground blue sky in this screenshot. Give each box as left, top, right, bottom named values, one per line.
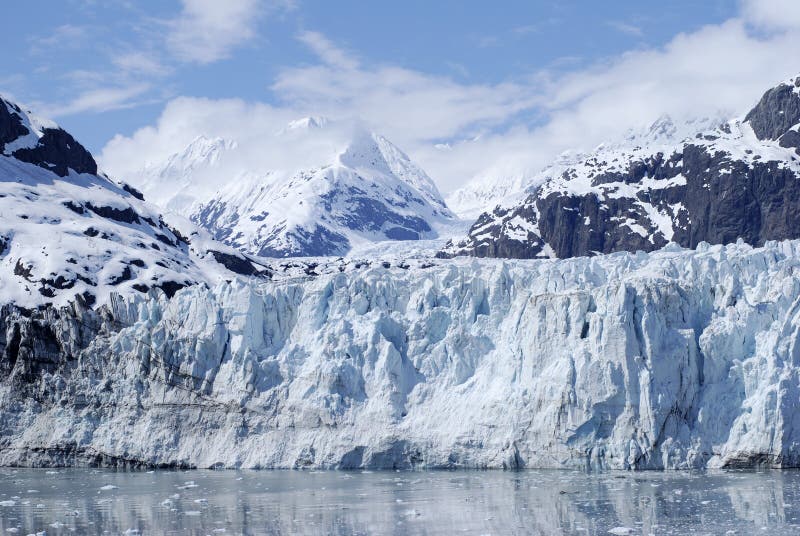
left=3, top=0, right=737, bottom=151
left=3, top=0, right=800, bottom=192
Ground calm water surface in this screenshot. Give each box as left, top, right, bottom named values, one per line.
left=0, top=468, right=798, bottom=535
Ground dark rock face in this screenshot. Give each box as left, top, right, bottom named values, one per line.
left=209, top=250, right=270, bottom=277
left=444, top=77, right=800, bottom=260
left=85, top=203, right=141, bottom=224
left=320, top=186, right=432, bottom=240
left=1, top=98, right=98, bottom=177
left=12, top=128, right=97, bottom=177
left=121, top=183, right=145, bottom=201
left=745, top=81, right=800, bottom=141
left=0, top=101, right=30, bottom=149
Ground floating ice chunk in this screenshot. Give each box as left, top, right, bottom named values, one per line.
left=608, top=528, right=634, bottom=535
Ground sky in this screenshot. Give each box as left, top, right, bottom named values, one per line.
left=3, top=0, right=800, bottom=196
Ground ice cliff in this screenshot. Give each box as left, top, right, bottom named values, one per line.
left=3, top=238, right=800, bottom=470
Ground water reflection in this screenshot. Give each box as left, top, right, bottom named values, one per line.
left=0, top=468, right=798, bottom=534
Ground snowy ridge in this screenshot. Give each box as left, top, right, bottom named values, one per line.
left=136, top=136, right=237, bottom=214
left=445, top=114, right=726, bottom=219
left=4, top=239, right=800, bottom=469
left=1, top=99, right=59, bottom=155
left=0, top=96, right=270, bottom=308
left=443, top=76, right=800, bottom=260
left=127, top=120, right=455, bottom=258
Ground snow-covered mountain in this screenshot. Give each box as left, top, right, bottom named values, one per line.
left=0, top=97, right=269, bottom=308
left=442, top=76, right=800, bottom=259
left=127, top=121, right=455, bottom=258
left=445, top=115, right=726, bottom=219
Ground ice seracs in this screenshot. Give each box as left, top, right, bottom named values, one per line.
left=4, top=239, right=800, bottom=469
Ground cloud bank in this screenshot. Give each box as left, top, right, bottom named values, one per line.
left=101, top=0, right=800, bottom=201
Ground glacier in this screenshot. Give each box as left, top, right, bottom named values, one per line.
left=3, top=238, right=800, bottom=470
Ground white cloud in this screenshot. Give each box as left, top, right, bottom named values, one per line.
left=167, top=0, right=267, bottom=64
left=102, top=0, right=800, bottom=201
left=100, top=97, right=298, bottom=179
left=29, top=24, right=88, bottom=54
left=606, top=21, right=643, bottom=37
left=274, top=35, right=540, bottom=148
left=42, top=84, right=152, bottom=117
left=741, top=0, right=800, bottom=30
left=112, top=52, right=170, bottom=77
left=297, top=31, right=359, bottom=71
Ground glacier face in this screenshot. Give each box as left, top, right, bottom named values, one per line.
left=3, top=239, right=800, bottom=470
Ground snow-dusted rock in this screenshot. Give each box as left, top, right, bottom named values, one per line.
left=126, top=121, right=455, bottom=258
left=0, top=96, right=270, bottom=308
left=3, top=239, right=800, bottom=470
left=443, top=76, right=800, bottom=259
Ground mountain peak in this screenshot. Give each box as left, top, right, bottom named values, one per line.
left=744, top=75, right=800, bottom=142
left=171, top=135, right=236, bottom=169
left=1, top=97, right=96, bottom=177
left=443, top=75, right=800, bottom=261
left=124, top=122, right=454, bottom=258
left=284, top=116, right=330, bottom=132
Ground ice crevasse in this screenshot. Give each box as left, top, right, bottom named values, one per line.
left=3, top=239, right=800, bottom=470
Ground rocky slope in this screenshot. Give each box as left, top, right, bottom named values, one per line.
left=442, top=76, right=800, bottom=259
left=0, top=96, right=269, bottom=308
left=126, top=121, right=454, bottom=258
left=3, top=239, right=800, bottom=470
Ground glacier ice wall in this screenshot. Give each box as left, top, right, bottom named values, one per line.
left=3, top=239, right=800, bottom=470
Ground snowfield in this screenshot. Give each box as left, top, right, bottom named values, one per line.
left=4, top=238, right=800, bottom=469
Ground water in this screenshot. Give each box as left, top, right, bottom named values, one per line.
left=0, top=469, right=798, bottom=535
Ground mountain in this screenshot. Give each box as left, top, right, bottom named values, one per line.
left=4, top=239, right=800, bottom=469
left=441, top=76, right=800, bottom=259
left=444, top=115, right=726, bottom=219
left=134, top=135, right=237, bottom=215
left=446, top=170, right=531, bottom=219
left=127, top=121, right=455, bottom=258
left=0, top=96, right=269, bottom=308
